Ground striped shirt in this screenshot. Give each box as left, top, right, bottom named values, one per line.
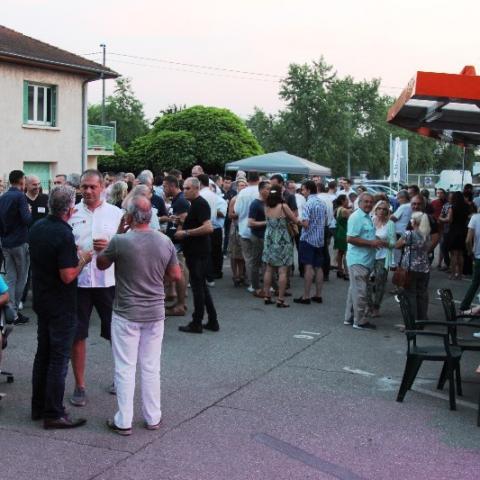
left=300, top=195, right=327, bottom=247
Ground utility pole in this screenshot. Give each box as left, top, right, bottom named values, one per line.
left=346, top=106, right=351, bottom=178
left=100, top=43, right=106, bottom=125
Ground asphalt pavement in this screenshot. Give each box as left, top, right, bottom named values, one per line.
left=1, top=263, right=480, bottom=480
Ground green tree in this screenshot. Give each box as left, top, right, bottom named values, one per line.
left=128, top=105, right=263, bottom=174
left=248, top=58, right=468, bottom=177
left=88, top=77, right=149, bottom=149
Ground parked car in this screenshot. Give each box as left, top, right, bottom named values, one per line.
left=358, top=183, right=398, bottom=197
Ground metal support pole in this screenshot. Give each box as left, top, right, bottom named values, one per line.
left=461, top=146, right=467, bottom=188
left=100, top=43, right=106, bottom=125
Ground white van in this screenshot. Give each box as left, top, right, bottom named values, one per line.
left=435, top=170, right=472, bottom=192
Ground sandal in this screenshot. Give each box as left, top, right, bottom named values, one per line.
left=276, top=299, right=290, bottom=308
left=264, top=297, right=275, bottom=305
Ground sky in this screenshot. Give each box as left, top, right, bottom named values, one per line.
left=2, top=0, right=480, bottom=121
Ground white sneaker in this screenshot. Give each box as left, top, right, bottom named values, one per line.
left=207, top=281, right=215, bottom=287
left=473, top=332, right=480, bottom=338
left=246, top=286, right=254, bottom=293
left=18, top=301, right=24, bottom=311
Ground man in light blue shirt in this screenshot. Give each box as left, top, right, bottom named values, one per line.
left=391, top=190, right=411, bottom=236
left=344, top=193, right=387, bottom=330
left=234, top=172, right=260, bottom=292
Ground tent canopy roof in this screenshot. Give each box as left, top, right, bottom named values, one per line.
left=387, top=66, right=480, bottom=146
left=225, top=151, right=331, bottom=176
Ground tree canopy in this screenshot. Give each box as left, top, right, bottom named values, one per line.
left=247, top=57, right=466, bottom=177
left=126, top=105, right=263, bottom=174
left=88, top=77, right=149, bottom=150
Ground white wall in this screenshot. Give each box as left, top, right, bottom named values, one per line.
left=0, top=62, right=87, bottom=176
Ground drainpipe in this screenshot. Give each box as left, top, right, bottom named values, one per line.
left=81, top=79, right=89, bottom=172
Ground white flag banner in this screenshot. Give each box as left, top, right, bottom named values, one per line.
left=390, top=137, right=408, bottom=184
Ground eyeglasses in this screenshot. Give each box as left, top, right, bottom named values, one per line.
left=183, top=187, right=192, bottom=191
left=411, top=202, right=422, bottom=206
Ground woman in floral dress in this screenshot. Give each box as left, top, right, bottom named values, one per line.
left=262, top=188, right=299, bottom=307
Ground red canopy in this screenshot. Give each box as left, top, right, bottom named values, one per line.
left=387, top=66, right=480, bottom=146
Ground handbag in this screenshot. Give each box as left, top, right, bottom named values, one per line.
left=392, top=234, right=412, bottom=288
left=282, top=205, right=299, bottom=238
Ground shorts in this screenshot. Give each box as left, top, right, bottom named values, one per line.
left=299, top=241, right=324, bottom=268
left=76, top=287, right=115, bottom=341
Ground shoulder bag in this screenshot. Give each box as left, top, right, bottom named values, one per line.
left=392, top=233, right=412, bottom=288
left=282, top=204, right=299, bottom=239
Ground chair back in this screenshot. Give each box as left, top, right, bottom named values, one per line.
left=396, top=292, right=416, bottom=331
left=437, top=288, right=456, bottom=322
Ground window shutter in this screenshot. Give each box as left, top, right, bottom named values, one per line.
left=23, top=81, right=28, bottom=124
left=51, top=86, right=57, bottom=127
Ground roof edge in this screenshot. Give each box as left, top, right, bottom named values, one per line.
left=0, top=50, right=119, bottom=79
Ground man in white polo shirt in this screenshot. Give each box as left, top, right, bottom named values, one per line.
left=68, top=169, right=124, bottom=407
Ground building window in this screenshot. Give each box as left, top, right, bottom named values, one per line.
left=23, top=81, right=57, bottom=126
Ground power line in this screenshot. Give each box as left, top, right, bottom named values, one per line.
left=83, top=49, right=405, bottom=91
left=81, top=51, right=102, bottom=56
left=108, top=51, right=283, bottom=79
left=105, top=58, right=280, bottom=83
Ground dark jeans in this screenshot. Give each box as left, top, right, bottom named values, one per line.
left=31, top=311, right=76, bottom=419
left=440, top=233, right=450, bottom=267
left=209, top=228, right=224, bottom=279
left=404, top=271, right=430, bottom=321
left=322, top=227, right=331, bottom=280
left=460, top=258, right=480, bottom=310
left=186, top=255, right=217, bottom=327
left=223, top=218, right=231, bottom=254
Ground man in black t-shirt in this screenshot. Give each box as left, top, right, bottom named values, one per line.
left=22, top=176, right=49, bottom=306
left=222, top=176, right=237, bottom=253
left=270, top=174, right=298, bottom=214
left=174, top=177, right=218, bottom=334
left=247, top=181, right=270, bottom=296
left=162, top=175, right=190, bottom=316
left=30, top=186, right=92, bottom=429
left=25, top=176, right=49, bottom=224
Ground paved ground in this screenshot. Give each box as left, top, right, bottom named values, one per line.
left=1, top=263, right=480, bottom=479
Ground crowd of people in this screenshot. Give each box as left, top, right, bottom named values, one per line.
left=1, top=165, right=480, bottom=433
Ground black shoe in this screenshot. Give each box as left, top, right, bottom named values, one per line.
left=178, top=322, right=203, bottom=334
left=353, top=322, right=377, bottom=330
left=14, top=313, right=29, bottom=325
left=203, top=321, right=220, bottom=332
left=311, top=296, right=323, bottom=304
left=293, top=297, right=311, bottom=305
left=343, top=317, right=354, bottom=325
left=44, top=415, right=86, bottom=429
left=106, top=419, right=132, bottom=436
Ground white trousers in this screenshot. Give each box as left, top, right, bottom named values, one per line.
left=111, top=312, right=164, bottom=428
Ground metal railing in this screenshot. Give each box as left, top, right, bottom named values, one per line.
left=87, top=124, right=115, bottom=151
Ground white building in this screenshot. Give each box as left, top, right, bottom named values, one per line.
left=0, top=25, right=119, bottom=189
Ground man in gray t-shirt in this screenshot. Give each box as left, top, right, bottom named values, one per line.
left=97, top=196, right=181, bottom=435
